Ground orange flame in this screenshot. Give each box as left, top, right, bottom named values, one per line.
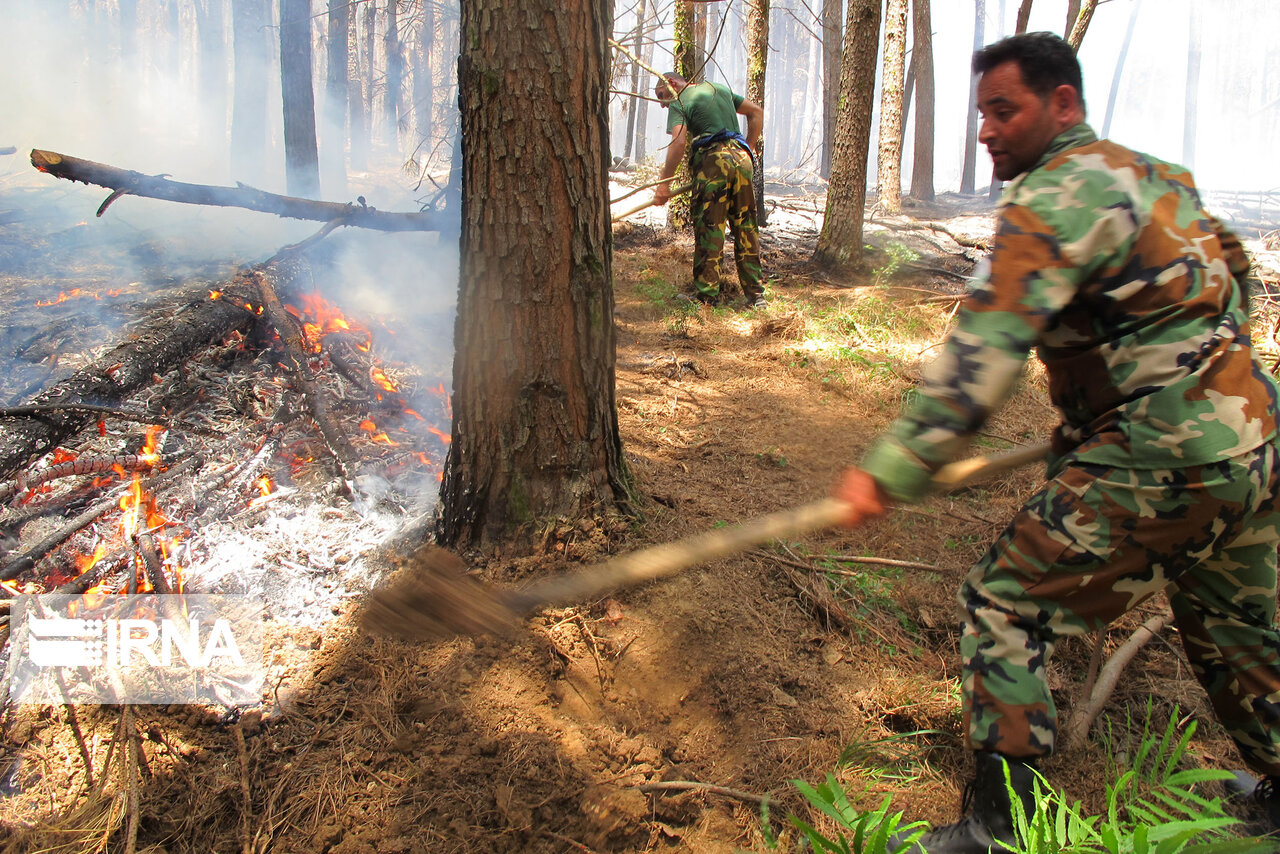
left=35, top=287, right=125, bottom=308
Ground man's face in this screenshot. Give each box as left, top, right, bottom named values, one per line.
left=655, top=82, right=673, bottom=105
left=976, top=61, right=1063, bottom=181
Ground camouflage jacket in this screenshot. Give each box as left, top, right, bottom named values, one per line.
left=862, top=123, right=1280, bottom=503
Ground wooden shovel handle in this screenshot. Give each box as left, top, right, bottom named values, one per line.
left=505, top=442, right=1050, bottom=613
left=609, top=183, right=693, bottom=222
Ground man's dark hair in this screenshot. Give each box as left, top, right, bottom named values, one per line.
left=972, top=32, right=1084, bottom=105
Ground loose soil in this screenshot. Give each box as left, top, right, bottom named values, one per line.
left=3, top=197, right=1277, bottom=853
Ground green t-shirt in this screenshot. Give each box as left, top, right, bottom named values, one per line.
left=664, top=81, right=745, bottom=146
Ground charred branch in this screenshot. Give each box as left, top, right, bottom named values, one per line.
left=251, top=268, right=359, bottom=491
left=30, top=149, right=440, bottom=233
left=0, top=281, right=261, bottom=479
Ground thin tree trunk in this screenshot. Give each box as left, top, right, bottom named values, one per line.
left=324, top=0, right=350, bottom=198
left=412, top=1, right=435, bottom=148
left=747, top=0, right=769, bottom=226
left=960, top=0, right=985, bottom=195
left=635, top=2, right=654, bottom=162
left=1101, top=0, right=1142, bottom=139
left=1015, top=0, right=1033, bottom=33
left=988, top=0, right=1006, bottom=200
left=877, top=0, right=909, bottom=214
left=667, top=0, right=697, bottom=229
left=349, top=1, right=371, bottom=171
left=821, top=0, right=842, bottom=179
left=909, top=0, right=935, bottom=202
left=280, top=0, right=321, bottom=198
left=1064, top=0, right=1080, bottom=38
left=196, top=0, right=228, bottom=171
left=1066, top=0, right=1099, bottom=50
left=383, top=0, right=403, bottom=152
left=231, top=0, right=269, bottom=186
left=623, top=0, right=647, bottom=161
left=440, top=0, right=629, bottom=550
left=1182, top=1, right=1201, bottom=170
left=812, top=0, right=881, bottom=273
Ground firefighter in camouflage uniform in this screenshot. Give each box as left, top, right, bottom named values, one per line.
left=833, top=33, right=1280, bottom=852
left=654, top=73, right=765, bottom=309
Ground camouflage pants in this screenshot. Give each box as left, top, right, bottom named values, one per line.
left=961, top=442, right=1280, bottom=775
left=690, top=142, right=762, bottom=301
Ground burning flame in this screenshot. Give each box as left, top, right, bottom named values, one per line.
left=35, top=287, right=124, bottom=307
left=286, top=293, right=373, bottom=353
left=360, top=419, right=399, bottom=446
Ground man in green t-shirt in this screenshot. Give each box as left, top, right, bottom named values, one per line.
left=653, top=73, right=765, bottom=309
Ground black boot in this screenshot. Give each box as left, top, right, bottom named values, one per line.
left=889, top=752, right=1039, bottom=853
left=1228, top=772, right=1280, bottom=833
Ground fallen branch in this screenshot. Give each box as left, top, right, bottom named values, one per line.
left=1062, top=610, right=1172, bottom=752
left=251, top=268, right=359, bottom=492
left=31, top=149, right=440, bottom=232
left=635, top=780, right=766, bottom=806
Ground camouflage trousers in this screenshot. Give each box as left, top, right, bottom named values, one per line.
left=961, top=442, right=1280, bottom=775
left=690, top=142, right=762, bottom=301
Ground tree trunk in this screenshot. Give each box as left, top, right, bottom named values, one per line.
left=1064, top=0, right=1081, bottom=39
left=960, top=0, right=985, bottom=195
left=1101, top=0, right=1142, bottom=139
left=280, top=0, right=321, bottom=198
left=877, top=0, right=909, bottom=214
left=812, top=0, right=881, bottom=274
left=821, top=0, right=841, bottom=179
left=1015, top=0, right=1033, bottom=33
left=623, top=0, right=647, bottom=161
left=667, top=0, right=696, bottom=229
left=909, top=0, right=935, bottom=202
left=196, top=0, right=228, bottom=173
left=988, top=0, right=1006, bottom=200
left=693, top=0, right=707, bottom=81
left=324, top=0, right=350, bottom=198
left=634, top=1, right=653, bottom=162
left=439, top=0, right=629, bottom=550
left=231, top=0, right=269, bottom=187
left=747, top=0, right=770, bottom=226
left=349, top=1, right=371, bottom=171
left=1066, top=0, right=1099, bottom=50
left=383, top=0, right=404, bottom=152
left=1182, top=1, right=1201, bottom=171
left=411, top=1, right=435, bottom=150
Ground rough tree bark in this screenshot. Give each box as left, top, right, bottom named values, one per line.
left=910, top=0, right=935, bottom=202
left=230, top=0, right=269, bottom=187
left=877, top=0, right=909, bottom=214
left=324, top=0, right=350, bottom=198
left=1066, top=0, right=1099, bottom=50
left=812, top=0, right=881, bottom=274
left=746, top=0, right=769, bottom=227
left=438, top=0, right=630, bottom=550
left=821, top=0, right=841, bottom=179
left=960, top=0, right=985, bottom=195
left=280, top=0, right=321, bottom=198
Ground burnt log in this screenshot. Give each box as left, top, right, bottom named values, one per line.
left=31, top=149, right=440, bottom=233
left=0, top=281, right=262, bottom=479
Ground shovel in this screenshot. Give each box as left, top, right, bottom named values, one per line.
left=610, top=182, right=693, bottom=222
left=360, top=442, right=1050, bottom=640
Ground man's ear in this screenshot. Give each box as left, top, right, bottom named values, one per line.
left=1051, top=83, right=1084, bottom=125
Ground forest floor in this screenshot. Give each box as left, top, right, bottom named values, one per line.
left=4, top=177, right=1280, bottom=852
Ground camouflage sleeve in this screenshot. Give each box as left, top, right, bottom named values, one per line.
left=861, top=200, right=1119, bottom=502
left=1208, top=215, right=1253, bottom=292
